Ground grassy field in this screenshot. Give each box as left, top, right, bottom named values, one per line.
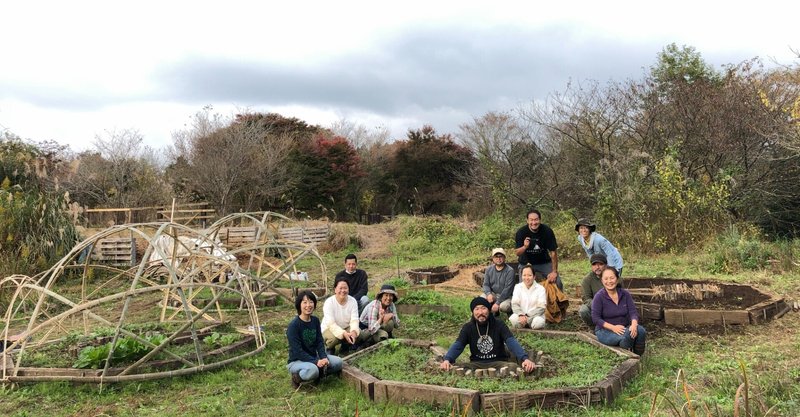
left=2, top=218, right=799, bottom=416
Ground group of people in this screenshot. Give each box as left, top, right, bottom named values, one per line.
left=286, top=254, right=401, bottom=387
left=287, top=210, right=646, bottom=387
left=479, top=211, right=645, bottom=356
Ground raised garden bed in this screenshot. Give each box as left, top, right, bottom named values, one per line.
left=4, top=324, right=257, bottom=383
left=623, top=277, right=789, bottom=327
left=407, top=266, right=458, bottom=285
left=342, top=331, right=640, bottom=414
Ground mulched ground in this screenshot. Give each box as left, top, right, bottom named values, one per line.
left=623, top=277, right=772, bottom=309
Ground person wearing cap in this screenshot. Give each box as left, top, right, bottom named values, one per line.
left=286, top=290, right=343, bottom=388
left=334, top=253, right=370, bottom=311
left=321, top=278, right=361, bottom=354
left=358, top=284, right=401, bottom=346
left=579, top=253, right=619, bottom=330
left=439, top=297, right=537, bottom=373
left=509, top=264, right=547, bottom=329
left=575, top=218, right=623, bottom=276
left=515, top=209, right=563, bottom=291
left=482, top=248, right=516, bottom=316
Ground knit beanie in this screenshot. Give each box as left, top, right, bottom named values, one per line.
left=470, top=296, right=492, bottom=312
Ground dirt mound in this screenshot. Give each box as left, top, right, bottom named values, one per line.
left=356, top=222, right=400, bottom=259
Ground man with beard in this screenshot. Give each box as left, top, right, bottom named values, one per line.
left=439, top=297, right=536, bottom=373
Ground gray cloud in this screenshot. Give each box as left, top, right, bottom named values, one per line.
left=153, top=25, right=660, bottom=117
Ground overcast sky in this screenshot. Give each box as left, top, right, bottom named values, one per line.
left=1, top=1, right=797, bottom=151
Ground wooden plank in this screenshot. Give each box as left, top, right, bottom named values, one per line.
left=636, top=302, right=664, bottom=321
left=373, top=380, right=480, bottom=414
left=342, top=364, right=379, bottom=400
left=481, top=388, right=602, bottom=414
left=663, top=309, right=750, bottom=326
left=748, top=299, right=788, bottom=324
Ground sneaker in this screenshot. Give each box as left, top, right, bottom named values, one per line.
left=291, top=372, right=303, bottom=389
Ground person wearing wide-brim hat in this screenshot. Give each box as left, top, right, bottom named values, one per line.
left=358, top=284, right=401, bottom=346
left=575, top=218, right=624, bottom=276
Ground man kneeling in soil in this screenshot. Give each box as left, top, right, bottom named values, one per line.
left=439, top=297, right=536, bottom=373
left=358, top=284, right=401, bottom=346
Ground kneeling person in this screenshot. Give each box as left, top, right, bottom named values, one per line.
left=509, top=265, right=546, bottom=329
left=358, top=284, right=401, bottom=346
left=321, top=278, right=361, bottom=353
left=439, top=297, right=536, bottom=373
left=482, top=248, right=515, bottom=316
left=286, top=291, right=343, bottom=388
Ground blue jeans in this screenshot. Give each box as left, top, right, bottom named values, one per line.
left=596, top=325, right=646, bottom=351
left=287, top=355, right=343, bottom=382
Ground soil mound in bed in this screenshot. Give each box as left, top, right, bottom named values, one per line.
left=624, top=278, right=771, bottom=310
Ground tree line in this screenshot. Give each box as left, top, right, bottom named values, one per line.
left=2, top=44, right=799, bottom=268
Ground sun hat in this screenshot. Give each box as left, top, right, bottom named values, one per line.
left=376, top=284, right=398, bottom=302
left=574, top=218, right=597, bottom=233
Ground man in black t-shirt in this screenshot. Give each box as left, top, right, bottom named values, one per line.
left=514, top=209, right=563, bottom=290
left=333, top=253, right=369, bottom=311
left=439, top=297, right=536, bottom=373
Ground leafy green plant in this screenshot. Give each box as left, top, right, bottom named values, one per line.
left=397, top=290, right=444, bottom=305
left=73, top=334, right=166, bottom=369
left=203, top=332, right=241, bottom=348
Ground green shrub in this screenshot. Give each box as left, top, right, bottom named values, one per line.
left=708, top=225, right=776, bottom=273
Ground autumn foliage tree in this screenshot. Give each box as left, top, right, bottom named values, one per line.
left=383, top=126, right=476, bottom=215
left=289, top=133, right=365, bottom=219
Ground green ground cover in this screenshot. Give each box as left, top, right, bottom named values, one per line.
left=2, top=217, right=799, bottom=416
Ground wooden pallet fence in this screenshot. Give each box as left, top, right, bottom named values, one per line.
left=278, top=225, right=330, bottom=244
left=90, top=238, right=136, bottom=266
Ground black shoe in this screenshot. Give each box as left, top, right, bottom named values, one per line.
left=291, top=372, right=302, bottom=389
left=387, top=331, right=394, bottom=339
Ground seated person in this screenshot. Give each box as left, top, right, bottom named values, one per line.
left=321, top=278, right=360, bottom=354
left=439, top=297, right=536, bottom=373
left=334, top=253, right=370, bottom=311
left=286, top=290, right=343, bottom=388
left=579, top=253, right=611, bottom=329
left=508, top=265, right=546, bottom=329
left=482, top=248, right=515, bottom=316
left=359, top=284, right=401, bottom=346
left=591, top=267, right=646, bottom=355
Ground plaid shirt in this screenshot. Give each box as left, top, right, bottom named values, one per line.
left=359, top=299, right=400, bottom=336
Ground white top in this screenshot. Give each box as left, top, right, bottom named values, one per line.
left=510, top=281, right=547, bottom=316
left=321, top=295, right=360, bottom=338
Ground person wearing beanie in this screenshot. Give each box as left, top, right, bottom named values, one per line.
left=579, top=253, right=623, bottom=330
left=482, top=248, right=515, bottom=316
left=575, top=218, right=624, bottom=277
left=439, top=297, right=536, bottom=373
left=358, top=284, right=401, bottom=346
left=334, top=253, right=370, bottom=311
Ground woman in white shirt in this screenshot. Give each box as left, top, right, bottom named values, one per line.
left=509, top=265, right=547, bottom=329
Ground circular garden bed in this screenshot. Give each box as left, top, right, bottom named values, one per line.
left=341, top=331, right=640, bottom=414
left=624, top=277, right=789, bottom=327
